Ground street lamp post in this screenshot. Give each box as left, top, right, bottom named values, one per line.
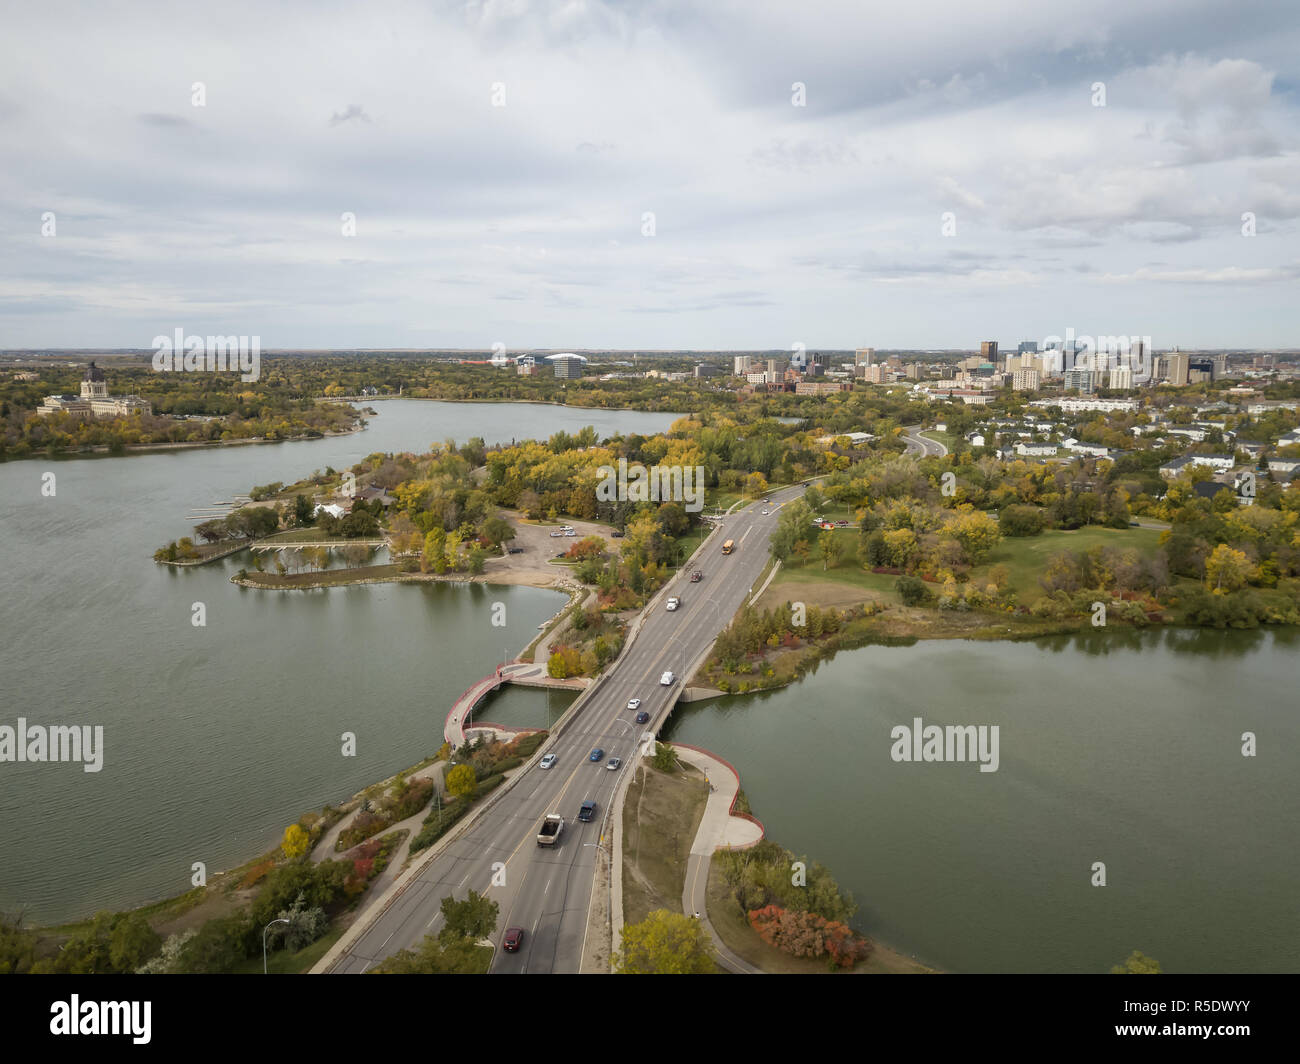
left=263, top=918, right=291, bottom=974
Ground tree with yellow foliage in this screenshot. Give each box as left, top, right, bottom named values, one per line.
left=281, top=823, right=310, bottom=861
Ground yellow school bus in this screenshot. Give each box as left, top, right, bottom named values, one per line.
left=721, top=539, right=735, bottom=554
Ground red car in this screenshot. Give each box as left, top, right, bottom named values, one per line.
left=503, top=927, right=524, bottom=952
left=690, top=570, right=703, bottom=582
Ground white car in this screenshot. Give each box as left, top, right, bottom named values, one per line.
left=540, top=753, right=557, bottom=769
left=627, top=698, right=642, bottom=711
left=564, top=530, right=576, bottom=537
left=760, top=509, right=770, bottom=515
left=549, top=531, right=563, bottom=537
left=660, top=671, right=675, bottom=686
left=666, top=597, right=680, bottom=611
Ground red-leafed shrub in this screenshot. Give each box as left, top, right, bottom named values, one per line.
left=747, top=904, right=872, bottom=968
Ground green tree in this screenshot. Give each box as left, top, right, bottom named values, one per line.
left=446, top=763, right=477, bottom=798
left=818, top=529, right=843, bottom=571
left=651, top=741, right=678, bottom=773
left=771, top=498, right=814, bottom=561
left=108, top=913, right=162, bottom=972
left=438, top=890, right=499, bottom=943
left=482, top=516, right=514, bottom=546
left=614, top=910, right=715, bottom=974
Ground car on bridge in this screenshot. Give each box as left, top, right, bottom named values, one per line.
left=589, top=747, right=605, bottom=762
left=503, top=927, right=524, bottom=952
left=635, top=711, right=650, bottom=724
left=690, top=570, right=702, bottom=582
left=606, top=757, right=622, bottom=771
left=627, top=697, right=642, bottom=711
left=540, top=753, right=557, bottom=769
left=666, top=596, right=680, bottom=611
left=660, top=671, right=674, bottom=686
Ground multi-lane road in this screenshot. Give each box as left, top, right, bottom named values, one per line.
left=903, top=424, right=949, bottom=457
left=324, top=486, right=802, bottom=974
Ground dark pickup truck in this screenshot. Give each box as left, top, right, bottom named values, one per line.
left=578, top=799, right=597, bottom=823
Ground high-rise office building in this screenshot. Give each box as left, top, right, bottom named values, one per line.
left=1166, top=352, right=1189, bottom=387
left=1018, top=341, right=1038, bottom=355
left=980, top=341, right=999, bottom=362
left=733, top=355, right=753, bottom=375
left=1109, top=365, right=1134, bottom=390
left=855, top=347, right=875, bottom=368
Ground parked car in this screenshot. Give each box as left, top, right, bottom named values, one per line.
left=549, top=530, right=563, bottom=537
left=507, top=547, right=524, bottom=554
left=589, top=747, right=605, bottom=762
left=578, top=799, right=597, bottom=822
left=660, top=671, right=674, bottom=686
left=611, top=530, right=625, bottom=538
left=836, top=520, right=849, bottom=527
left=565, top=530, right=576, bottom=537
left=606, top=757, right=622, bottom=771
left=666, top=596, right=680, bottom=611
left=540, top=753, right=557, bottom=769
left=627, top=698, right=642, bottom=711
left=635, top=711, right=650, bottom=724
left=503, top=927, right=524, bottom=952
left=690, top=570, right=702, bottom=582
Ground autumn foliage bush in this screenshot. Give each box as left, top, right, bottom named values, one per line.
left=747, top=904, right=871, bottom=968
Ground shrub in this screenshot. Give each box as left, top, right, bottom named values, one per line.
left=410, top=800, right=470, bottom=853
left=474, top=774, right=505, bottom=798
left=896, top=575, right=932, bottom=608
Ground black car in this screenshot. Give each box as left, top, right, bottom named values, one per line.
left=611, top=530, right=625, bottom=538
left=635, top=711, right=650, bottom=724
left=507, top=547, right=524, bottom=554
left=578, top=799, right=597, bottom=822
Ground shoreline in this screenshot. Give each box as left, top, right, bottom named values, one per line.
left=2, top=421, right=366, bottom=463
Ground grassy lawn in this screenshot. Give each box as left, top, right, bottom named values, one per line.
left=239, top=563, right=401, bottom=588
left=774, top=559, right=899, bottom=598
left=976, top=526, right=1163, bottom=605
left=674, top=525, right=713, bottom=565
left=771, top=525, right=1165, bottom=610
left=621, top=762, right=709, bottom=927
left=920, top=429, right=957, bottom=452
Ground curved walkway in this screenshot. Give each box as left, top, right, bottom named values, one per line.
left=443, top=664, right=588, bottom=748
left=676, top=743, right=764, bottom=974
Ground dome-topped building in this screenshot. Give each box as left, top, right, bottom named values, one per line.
left=81, top=361, right=109, bottom=399
left=38, top=360, right=151, bottom=420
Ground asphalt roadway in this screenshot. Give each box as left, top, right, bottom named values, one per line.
left=327, top=486, right=803, bottom=974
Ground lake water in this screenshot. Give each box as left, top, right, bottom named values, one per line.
left=0, top=401, right=676, bottom=924
left=658, top=628, right=1300, bottom=974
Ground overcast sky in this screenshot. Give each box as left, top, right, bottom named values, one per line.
left=2, top=0, right=1298, bottom=351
